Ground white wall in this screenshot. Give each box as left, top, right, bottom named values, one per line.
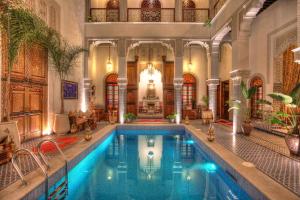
left=88, top=45, right=118, bottom=107
left=48, top=0, right=85, bottom=130
left=219, top=43, right=232, bottom=81
left=183, top=46, right=208, bottom=105
left=249, top=0, right=297, bottom=96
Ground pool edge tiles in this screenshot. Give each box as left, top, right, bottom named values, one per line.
left=184, top=125, right=300, bottom=200
left=0, top=125, right=116, bottom=200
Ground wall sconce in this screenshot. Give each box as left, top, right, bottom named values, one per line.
left=106, top=45, right=113, bottom=72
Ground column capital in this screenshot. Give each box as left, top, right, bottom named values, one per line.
left=117, top=77, right=128, bottom=89
left=206, top=79, right=220, bottom=86
left=230, top=69, right=250, bottom=79
left=174, top=78, right=183, bottom=90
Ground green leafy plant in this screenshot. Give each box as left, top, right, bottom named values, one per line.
left=257, top=83, right=300, bottom=135
left=228, top=81, right=257, bottom=122
left=46, top=36, right=87, bottom=113
left=202, top=95, right=209, bottom=108
left=166, top=114, right=177, bottom=120
left=0, top=1, right=50, bottom=121
left=124, top=113, right=137, bottom=121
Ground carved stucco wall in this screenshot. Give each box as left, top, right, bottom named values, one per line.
left=273, top=29, right=297, bottom=92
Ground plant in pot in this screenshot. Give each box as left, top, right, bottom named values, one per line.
left=44, top=31, right=87, bottom=134
left=201, top=95, right=209, bottom=111
left=257, top=83, right=300, bottom=155
left=228, top=81, right=257, bottom=136
left=124, top=113, right=137, bottom=123
left=167, top=114, right=176, bottom=123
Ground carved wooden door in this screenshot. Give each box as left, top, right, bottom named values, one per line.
left=2, top=38, right=48, bottom=142
left=127, top=60, right=138, bottom=115
left=163, top=60, right=174, bottom=118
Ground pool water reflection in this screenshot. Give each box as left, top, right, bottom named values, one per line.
left=44, top=130, right=252, bottom=200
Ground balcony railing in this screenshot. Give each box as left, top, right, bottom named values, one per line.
left=89, top=8, right=120, bottom=22
left=88, top=8, right=209, bottom=23
left=182, top=8, right=209, bottom=22
left=127, top=8, right=175, bottom=22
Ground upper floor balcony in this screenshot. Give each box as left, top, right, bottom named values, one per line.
left=86, top=0, right=227, bottom=23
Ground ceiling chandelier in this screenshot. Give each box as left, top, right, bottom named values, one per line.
left=147, top=45, right=155, bottom=76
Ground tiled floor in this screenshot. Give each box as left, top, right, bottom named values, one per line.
left=0, top=123, right=107, bottom=191
left=190, top=121, right=300, bottom=197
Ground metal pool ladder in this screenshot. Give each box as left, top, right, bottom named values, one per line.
left=11, top=148, right=49, bottom=198
left=37, top=139, right=69, bottom=200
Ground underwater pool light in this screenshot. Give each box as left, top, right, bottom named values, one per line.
left=186, top=139, right=194, bottom=145
left=202, top=163, right=217, bottom=173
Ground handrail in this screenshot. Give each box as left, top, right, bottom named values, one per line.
left=37, top=139, right=68, bottom=198
left=37, top=139, right=67, bottom=169
left=11, top=148, right=48, bottom=185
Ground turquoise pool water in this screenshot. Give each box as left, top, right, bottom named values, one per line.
left=41, top=129, right=252, bottom=200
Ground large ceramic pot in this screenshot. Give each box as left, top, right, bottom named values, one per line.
left=241, top=122, right=253, bottom=136
left=285, top=134, right=300, bottom=156
left=53, top=114, right=70, bottom=135
left=169, top=118, right=175, bottom=123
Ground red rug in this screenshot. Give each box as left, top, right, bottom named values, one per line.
left=32, top=136, right=79, bottom=154
left=216, top=119, right=233, bottom=127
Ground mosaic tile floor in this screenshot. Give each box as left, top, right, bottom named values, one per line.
left=190, top=121, right=300, bottom=197
left=0, top=123, right=107, bottom=191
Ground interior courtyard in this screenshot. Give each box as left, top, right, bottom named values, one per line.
left=0, top=0, right=300, bottom=199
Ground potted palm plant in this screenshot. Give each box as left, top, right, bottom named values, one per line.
left=228, top=81, right=257, bottom=136
left=44, top=33, right=86, bottom=134
left=258, top=83, right=300, bottom=155
left=124, top=113, right=137, bottom=123
left=167, top=114, right=176, bottom=123
left=201, top=95, right=209, bottom=111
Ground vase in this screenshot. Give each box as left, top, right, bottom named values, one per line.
left=285, top=132, right=300, bottom=156
left=53, top=114, right=70, bottom=135
left=241, top=122, right=253, bottom=136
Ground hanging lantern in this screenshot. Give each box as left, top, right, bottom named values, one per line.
left=187, top=45, right=193, bottom=72
left=106, top=45, right=113, bottom=72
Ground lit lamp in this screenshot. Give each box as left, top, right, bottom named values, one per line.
left=106, top=45, right=113, bottom=72
left=187, top=46, right=192, bottom=72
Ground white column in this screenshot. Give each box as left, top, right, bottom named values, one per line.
left=81, top=40, right=91, bottom=112
left=174, top=39, right=184, bottom=124
left=118, top=39, right=127, bottom=124
left=231, top=17, right=251, bottom=133
left=207, top=42, right=220, bottom=121
left=119, top=0, right=127, bottom=22
left=206, top=79, right=219, bottom=121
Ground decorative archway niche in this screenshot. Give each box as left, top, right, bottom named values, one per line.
left=105, top=73, right=119, bottom=112
left=141, top=0, right=161, bottom=22
left=182, top=0, right=196, bottom=22
left=250, top=76, right=264, bottom=119
left=106, top=0, right=119, bottom=22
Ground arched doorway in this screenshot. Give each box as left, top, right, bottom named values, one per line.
left=182, top=0, right=196, bottom=22
left=141, top=0, right=161, bottom=22
left=182, top=73, right=197, bottom=119
left=106, top=0, right=119, bottom=22
left=250, top=76, right=264, bottom=119
left=105, top=73, right=119, bottom=112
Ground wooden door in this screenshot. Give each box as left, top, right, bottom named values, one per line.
left=163, top=60, right=174, bottom=118
left=220, top=80, right=229, bottom=120
left=2, top=36, right=48, bottom=142
left=127, top=59, right=138, bottom=115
